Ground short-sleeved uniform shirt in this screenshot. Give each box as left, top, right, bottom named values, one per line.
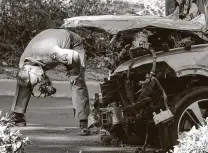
left=19, top=28, right=85, bottom=69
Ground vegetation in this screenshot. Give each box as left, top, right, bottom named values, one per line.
left=0, top=0, right=165, bottom=66
left=0, top=111, right=30, bottom=153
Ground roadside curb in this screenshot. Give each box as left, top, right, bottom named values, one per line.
left=0, top=79, right=101, bottom=98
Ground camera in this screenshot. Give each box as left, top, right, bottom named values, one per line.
left=39, top=83, right=57, bottom=97
left=179, top=13, right=186, bottom=19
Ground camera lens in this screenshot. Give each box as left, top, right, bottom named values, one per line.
left=179, top=13, right=186, bottom=19
left=51, top=87, right=56, bottom=94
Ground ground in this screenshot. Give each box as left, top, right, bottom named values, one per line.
left=0, top=96, right=143, bottom=153
left=0, top=61, right=157, bottom=153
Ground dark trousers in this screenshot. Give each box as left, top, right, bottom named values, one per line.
left=11, top=69, right=90, bottom=120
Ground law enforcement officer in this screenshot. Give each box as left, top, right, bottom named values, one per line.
left=8, top=28, right=90, bottom=136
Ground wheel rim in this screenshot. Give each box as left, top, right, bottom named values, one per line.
left=177, top=99, right=208, bottom=140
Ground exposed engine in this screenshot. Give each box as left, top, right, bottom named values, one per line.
left=108, top=28, right=207, bottom=68
left=89, top=28, right=208, bottom=152
left=91, top=66, right=173, bottom=148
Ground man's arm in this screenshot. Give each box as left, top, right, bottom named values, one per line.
left=72, top=44, right=86, bottom=68
left=50, top=46, right=81, bottom=74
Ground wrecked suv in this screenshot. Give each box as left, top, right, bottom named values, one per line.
left=62, top=0, right=208, bottom=152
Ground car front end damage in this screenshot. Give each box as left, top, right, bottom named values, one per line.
left=61, top=0, right=208, bottom=151
left=88, top=28, right=208, bottom=152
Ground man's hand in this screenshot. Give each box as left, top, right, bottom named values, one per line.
left=67, top=70, right=80, bottom=85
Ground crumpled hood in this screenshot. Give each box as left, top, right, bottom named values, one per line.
left=62, top=15, right=204, bottom=34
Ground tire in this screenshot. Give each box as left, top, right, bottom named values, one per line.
left=170, top=86, right=208, bottom=146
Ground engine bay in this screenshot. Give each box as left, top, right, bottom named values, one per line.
left=109, top=28, right=208, bottom=67
left=88, top=27, right=208, bottom=152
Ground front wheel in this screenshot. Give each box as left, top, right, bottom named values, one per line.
left=170, top=86, right=208, bottom=146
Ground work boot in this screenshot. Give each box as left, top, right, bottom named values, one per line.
left=79, top=119, right=90, bottom=136
left=8, top=112, right=26, bottom=127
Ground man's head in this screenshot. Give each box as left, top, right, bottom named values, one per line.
left=17, top=64, right=56, bottom=96
left=17, top=65, right=44, bottom=88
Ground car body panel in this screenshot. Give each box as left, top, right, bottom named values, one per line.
left=114, top=44, right=208, bottom=77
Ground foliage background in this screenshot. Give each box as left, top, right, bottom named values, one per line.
left=0, top=0, right=165, bottom=67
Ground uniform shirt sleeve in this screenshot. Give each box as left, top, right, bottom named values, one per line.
left=70, top=32, right=86, bottom=68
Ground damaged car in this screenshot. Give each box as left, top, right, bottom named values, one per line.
left=62, top=0, right=208, bottom=152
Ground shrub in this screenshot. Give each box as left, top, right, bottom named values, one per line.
left=170, top=118, right=208, bottom=153
left=0, top=111, right=30, bottom=153
left=0, top=0, right=165, bottom=66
